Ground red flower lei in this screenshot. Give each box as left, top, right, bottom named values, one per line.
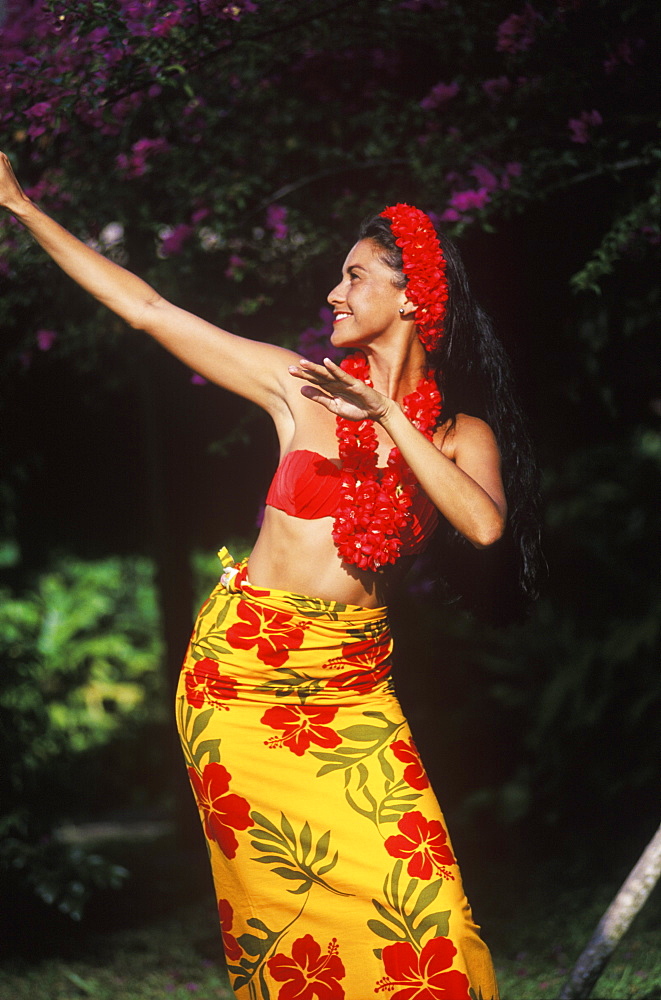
left=333, top=353, right=441, bottom=572
left=380, top=203, right=448, bottom=352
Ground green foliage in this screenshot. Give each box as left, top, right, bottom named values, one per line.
left=0, top=554, right=164, bottom=917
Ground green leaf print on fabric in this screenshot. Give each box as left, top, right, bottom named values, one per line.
left=311, top=711, right=425, bottom=828
left=282, top=595, right=351, bottom=619
left=311, top=711, right=404, bottom=775
left=176, top=697, right=221, bottom=771
left=229, top=910, right=303, bottom=999
left=368, top=859, right=450, bottom=953
left=191, top=589, right=232, bottom=652
left=250, top=811, right=351, bottom=897
left=257, top=667, right=323, bottom=704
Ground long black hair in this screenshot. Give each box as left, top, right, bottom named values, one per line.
left=359, top=214, right=543, bottom=620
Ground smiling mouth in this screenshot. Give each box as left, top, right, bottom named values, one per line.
left=333, top=312, right=351, bottom=322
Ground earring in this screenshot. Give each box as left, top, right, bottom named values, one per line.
left=399, top=308, right=405, bottom=315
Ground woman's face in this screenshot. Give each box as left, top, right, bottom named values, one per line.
left=327, top=239, right=407, bottom=348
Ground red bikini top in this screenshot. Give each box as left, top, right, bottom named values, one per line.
left=265, top=449, right=438, bottom=556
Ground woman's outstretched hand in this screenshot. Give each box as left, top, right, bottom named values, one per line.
left=0, top=152, right=28, bottom=213
left=288, top=357, right=392, bottom=422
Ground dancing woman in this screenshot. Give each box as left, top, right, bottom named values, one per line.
left=1, top=150, right=541, bottom=998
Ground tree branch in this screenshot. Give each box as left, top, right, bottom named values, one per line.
left=559, top=821, right=661, bottom=999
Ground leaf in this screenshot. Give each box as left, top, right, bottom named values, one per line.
left=356, top=762, right=369, bottom=790
left=315, top=762, right=346, bottom=777
left=311, top=829, right=331, bottom=866
left=193, top=737, right=221, bottom=767
left=251, top=812, right=282, bottom=838
left=345, top=789, right=376, bottom=821
left=410, top=879, right=443, bottom=919
left=214, top=599, right=231, bottom=630
left=271, top=866, right=307, bottom=881
left=280, top=813, right=296, bottom=847
left=414, top=909, right=451, bottom=942
left=317, top=849, right=339, bottom=876
left=288, top=880, right=312, bottom=895
left=200, top=638, right=231, bottom=656
left=237, top=932, right=267, bottom=957
left=378, top=747, right=395, bottom=782
left=402, top=877, right=419, bottom=910
left=250, top=829, right=287, bottom=847
left=299, top=821, right=312, bottom=862
left=372, top=898, right=406, bottom=930
left=191, top=707, right=214, bottom=744
left=367, top=919, right=407, bottom=942
left=252, top=854, right=294, bottom=866
left=337, top=724, right=384, bottom=742
left=245, top=918, right=270, bottom=935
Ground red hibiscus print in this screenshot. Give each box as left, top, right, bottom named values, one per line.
left=391, top=738, right=430, bottom=790
left=384, top=811, right=456, bottom=881
left=323, top=635, right=392, bottom=693
left=267, top=934, right=346, bottom=1000
left=185, top=656, right=238, bottom=709
left=218, top=898, right=242, bottom=962
left=261, top=705, right=341, bottom=757
left=187, top=762, right=253, bottom=858
left=375, top=937, right=471, bottom=999
left=226, top=600, right=307, bottom=666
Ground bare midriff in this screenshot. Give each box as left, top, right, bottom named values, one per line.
left=246, top=506, right=410, bottom=608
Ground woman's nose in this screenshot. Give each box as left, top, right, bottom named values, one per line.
left=327, top=280, right=344, bottom=305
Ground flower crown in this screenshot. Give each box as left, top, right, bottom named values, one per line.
left=379, top=203, right=448, bottom=351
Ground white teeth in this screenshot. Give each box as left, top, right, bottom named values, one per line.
left=334, top=312, right=350, bottom=320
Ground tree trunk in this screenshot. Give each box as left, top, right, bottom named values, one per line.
left=558, top=820, right=661, bottom=999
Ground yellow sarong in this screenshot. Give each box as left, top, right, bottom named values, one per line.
left=176, top=549, right=499, bottom=1000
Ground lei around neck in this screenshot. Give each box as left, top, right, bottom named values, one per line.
left=379, top=203, right=448, bottom=352
left=333, top=353, right=441, bottom=572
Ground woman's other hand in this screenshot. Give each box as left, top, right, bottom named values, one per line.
left=288, top=357, right=392, bottom=422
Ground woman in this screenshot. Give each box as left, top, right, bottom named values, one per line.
left=1, top=151, right=539, bottom=998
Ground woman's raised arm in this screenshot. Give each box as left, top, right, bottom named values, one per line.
left=0, top=152, right=297, bottom=414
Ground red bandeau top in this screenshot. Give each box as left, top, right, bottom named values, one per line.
left=265, top=449, right=438, bottom=556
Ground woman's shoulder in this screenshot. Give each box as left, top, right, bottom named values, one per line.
left=436, top=412, right=500, bottom=459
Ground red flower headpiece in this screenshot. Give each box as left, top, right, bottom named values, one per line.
left=379, top=203, right=448, bottom=352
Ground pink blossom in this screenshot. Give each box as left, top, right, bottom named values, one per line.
left=420, top=80, right=459, bottom=110
left=87, top=27, right=110, bottom=44
left=265, top=204, right=288, bottom=240
left=470, top=164, right=499, bottom=192
left=604, top=39, right=635, bottom=74
left=568, top=109, right=602, bottom=143
left=225, top=254, right=246, bottom=280
left=448, top=187, right=491, bottom=212
left=190, top=373, right=208, bottom=385
left=26, top=101, right=53, bottom=119
left=501, top=161, right=523, bottom=188
left=36, top=329, right=57, bottom=351
left=161, top=223, right=194, bottom=256
left=191, top=207, right=210, bottom=225
left=296, top=307, right=340, bottom=364
left=496, top=5, right=542, bottom=54
left=482, top=76, right=511, bottom=101
left=116, top=137, right=169, bottom=178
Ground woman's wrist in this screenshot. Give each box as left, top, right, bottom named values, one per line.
left=375, top=397, right=402, bottom=430
left=3, top=191, right=34, bottom=220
